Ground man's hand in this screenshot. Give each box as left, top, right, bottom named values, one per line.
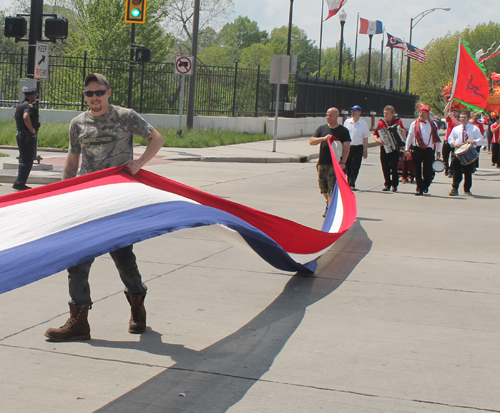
left=124, top=159, right=143, bottom=175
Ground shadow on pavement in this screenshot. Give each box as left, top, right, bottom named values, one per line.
left=94, top=220, right=372, bottom=413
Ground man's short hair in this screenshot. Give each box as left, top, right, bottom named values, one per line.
left=83, top=73, right=110, bottom=88
left=460, top=110, right=470, bottom=118
left=384, top=105, right=395, bottom=113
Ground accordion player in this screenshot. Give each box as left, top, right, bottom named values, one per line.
left=378, top=124, right=406, bottom=153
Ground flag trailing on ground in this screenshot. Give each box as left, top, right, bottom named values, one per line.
left=359, top=18, right=383, bottom=35
left=451, top=40, right=490, bottom=112
left=324, top=0, right=348, bottom=21
left=386, top=33, right=405, bottom=49
left=406, top=43, right=427, bottom=63
left=0, top=161, right=357, bottom=295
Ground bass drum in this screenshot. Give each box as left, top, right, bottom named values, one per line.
left=455, top=143, right=478, bottom=165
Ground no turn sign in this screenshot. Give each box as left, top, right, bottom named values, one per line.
left=175, top=55, right=193, bottom=75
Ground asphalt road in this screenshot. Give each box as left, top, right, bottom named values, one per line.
left=1, top=139, right=499, bottom=412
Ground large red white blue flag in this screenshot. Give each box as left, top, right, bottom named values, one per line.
left=0, top=147, right=357, bottom=295
left=359, top=18, right=383, bottom=35
left=325, top=0, right=348, bottom=21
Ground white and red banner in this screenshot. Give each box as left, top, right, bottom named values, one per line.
left=325, top=0, right=348, bottom=21
left=0, top=154, right=357, bottom=295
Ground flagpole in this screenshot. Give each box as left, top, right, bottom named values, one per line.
left=353, top=13, right=359, bottom=82
left=399, top=45, right=404, bottom=91
left=390, top=46, right=394, bottom=90
left=318, top=0, right=324, bottom=75
left=379, top=32, right=383, bottom=87
left=367, top=34, right=373, bottom=85
left=450, top=38, right=461, bottom=101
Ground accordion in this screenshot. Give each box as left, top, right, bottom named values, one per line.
left=379, top=125, right=405, bottom=153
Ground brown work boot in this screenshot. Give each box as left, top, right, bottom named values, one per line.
left=127, top=294, right=146, bottom=334
left=44, top=304, right=91, bottom=342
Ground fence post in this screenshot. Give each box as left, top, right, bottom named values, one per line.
left=304, top=72, right=309, bottom=117
left=19, top=48, right=24, bottom=78
left=81, top=50, right=87, bottom=111
left=254, top=64, right=260, bottom=117
left=139, top=62, right=145, bottom=113
left=231, top=61, right=238, bottom=117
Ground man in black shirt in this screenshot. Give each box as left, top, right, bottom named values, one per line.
left=310, top=107, right=351, bottom=216
left=13, top=87, right=40, bottom=191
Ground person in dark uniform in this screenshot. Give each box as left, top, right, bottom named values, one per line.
left=13, top=87, right=40, bottom=191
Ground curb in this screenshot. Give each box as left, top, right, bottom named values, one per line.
left=164, top=153, right=319, bottom=163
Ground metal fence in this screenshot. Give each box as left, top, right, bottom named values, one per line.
left=295, top=74, right=418, bottom=118
left=0, top=50, right=418, bottom=118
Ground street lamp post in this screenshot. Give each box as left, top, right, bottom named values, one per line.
left=338, top=9, right=347, bottom=81
left=286, top=0, right=294, bottom=56
left=405, top=7, right=450, bottom=93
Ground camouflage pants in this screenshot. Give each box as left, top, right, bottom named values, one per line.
left=316, top=163, right=336, bottom=196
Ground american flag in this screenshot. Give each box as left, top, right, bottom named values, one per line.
left=406, top=42, right=427, bottom=63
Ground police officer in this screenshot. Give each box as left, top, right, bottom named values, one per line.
left=13, top=87, right=40, bottom=191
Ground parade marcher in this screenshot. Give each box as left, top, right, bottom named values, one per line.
left=448, top=110, right=483, bottom=196
left=401, top=152, right=415, bottom=184
left=310, top=107, right=351, bottom=217
left=44, top=73, right=164, bottom=341
left=443, top=100, right=460, bottom=177
left=373, top=105, right=406, bottom=192
left=405, top=105, right=442, bottom=196
left=343, top=105, right=370, bottom=191
left=491, top=116, right=500, bottom=168
left=470, top=111, right=484, bottom=170
left=12, top=87, right=40, bottom=191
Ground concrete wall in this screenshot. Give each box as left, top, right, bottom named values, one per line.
left=0, top=107, right=414, bottom=139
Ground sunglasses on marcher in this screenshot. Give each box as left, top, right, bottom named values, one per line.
left=83, top=89, right=108, bottom=97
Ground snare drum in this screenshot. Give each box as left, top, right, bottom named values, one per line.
left=432, top=159, right=445, bottom=172
left=455, top=143, right=478, bottom=165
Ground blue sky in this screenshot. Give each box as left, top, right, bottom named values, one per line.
left=231, top=0, right=494, bottom=53
left=0, top=0, right=494, bottom=54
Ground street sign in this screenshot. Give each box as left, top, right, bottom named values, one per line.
left=269, top=55, right=290, bottom=85
left=34, top=42, right=49, bottom=79
left=174, top=55, right=193, bottom=75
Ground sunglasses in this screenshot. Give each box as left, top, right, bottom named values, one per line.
left=83, top=89, right=108, bottom=97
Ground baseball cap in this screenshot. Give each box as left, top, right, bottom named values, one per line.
left=84, top=73, right=110, bottom=88
left=350, top=105, right=362, bottom=111
left=23, top=87, right=37, bottom=95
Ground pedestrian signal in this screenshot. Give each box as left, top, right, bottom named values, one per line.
left=125, top=0, right=147, bottom=24
left=4, top=16, right=27, bottom=38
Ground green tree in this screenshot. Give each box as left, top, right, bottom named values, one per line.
left=239, top=43, right=273, bottom=70
left=411, top=21, right=500, bottom=114
left=318, top=43, right=354, bottom=80
left=67, top=0, right=173, bottom=61
left=198, top=44, right=232, bottom=66
left=269, top=25, right=319, bottom=74
left=218, top=16, right=268, bottom=51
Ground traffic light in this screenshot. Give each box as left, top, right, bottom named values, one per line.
left=125, top=0, right=147, bottom=24
left=4, top=16, right=27, bottom=39
left=135, top=47, right=151, bottom=63
left=45, top=18, right=68, bottom=40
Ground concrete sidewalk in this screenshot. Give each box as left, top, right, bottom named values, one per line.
left=1, top=139, right=500, bottom=412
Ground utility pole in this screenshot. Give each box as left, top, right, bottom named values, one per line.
left=186, top=0, right=200, bottom=128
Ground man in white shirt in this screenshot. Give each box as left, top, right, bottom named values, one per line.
left=343, top=105, right=370, bottom=191
left=405, top=105, right=441, bottom=196
left=448, top=110, right=483, bottom=196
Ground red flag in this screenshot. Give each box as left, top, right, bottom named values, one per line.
left=451, top=41, right=490, bottom=112
left=324, top=0, right=348, bottom=21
